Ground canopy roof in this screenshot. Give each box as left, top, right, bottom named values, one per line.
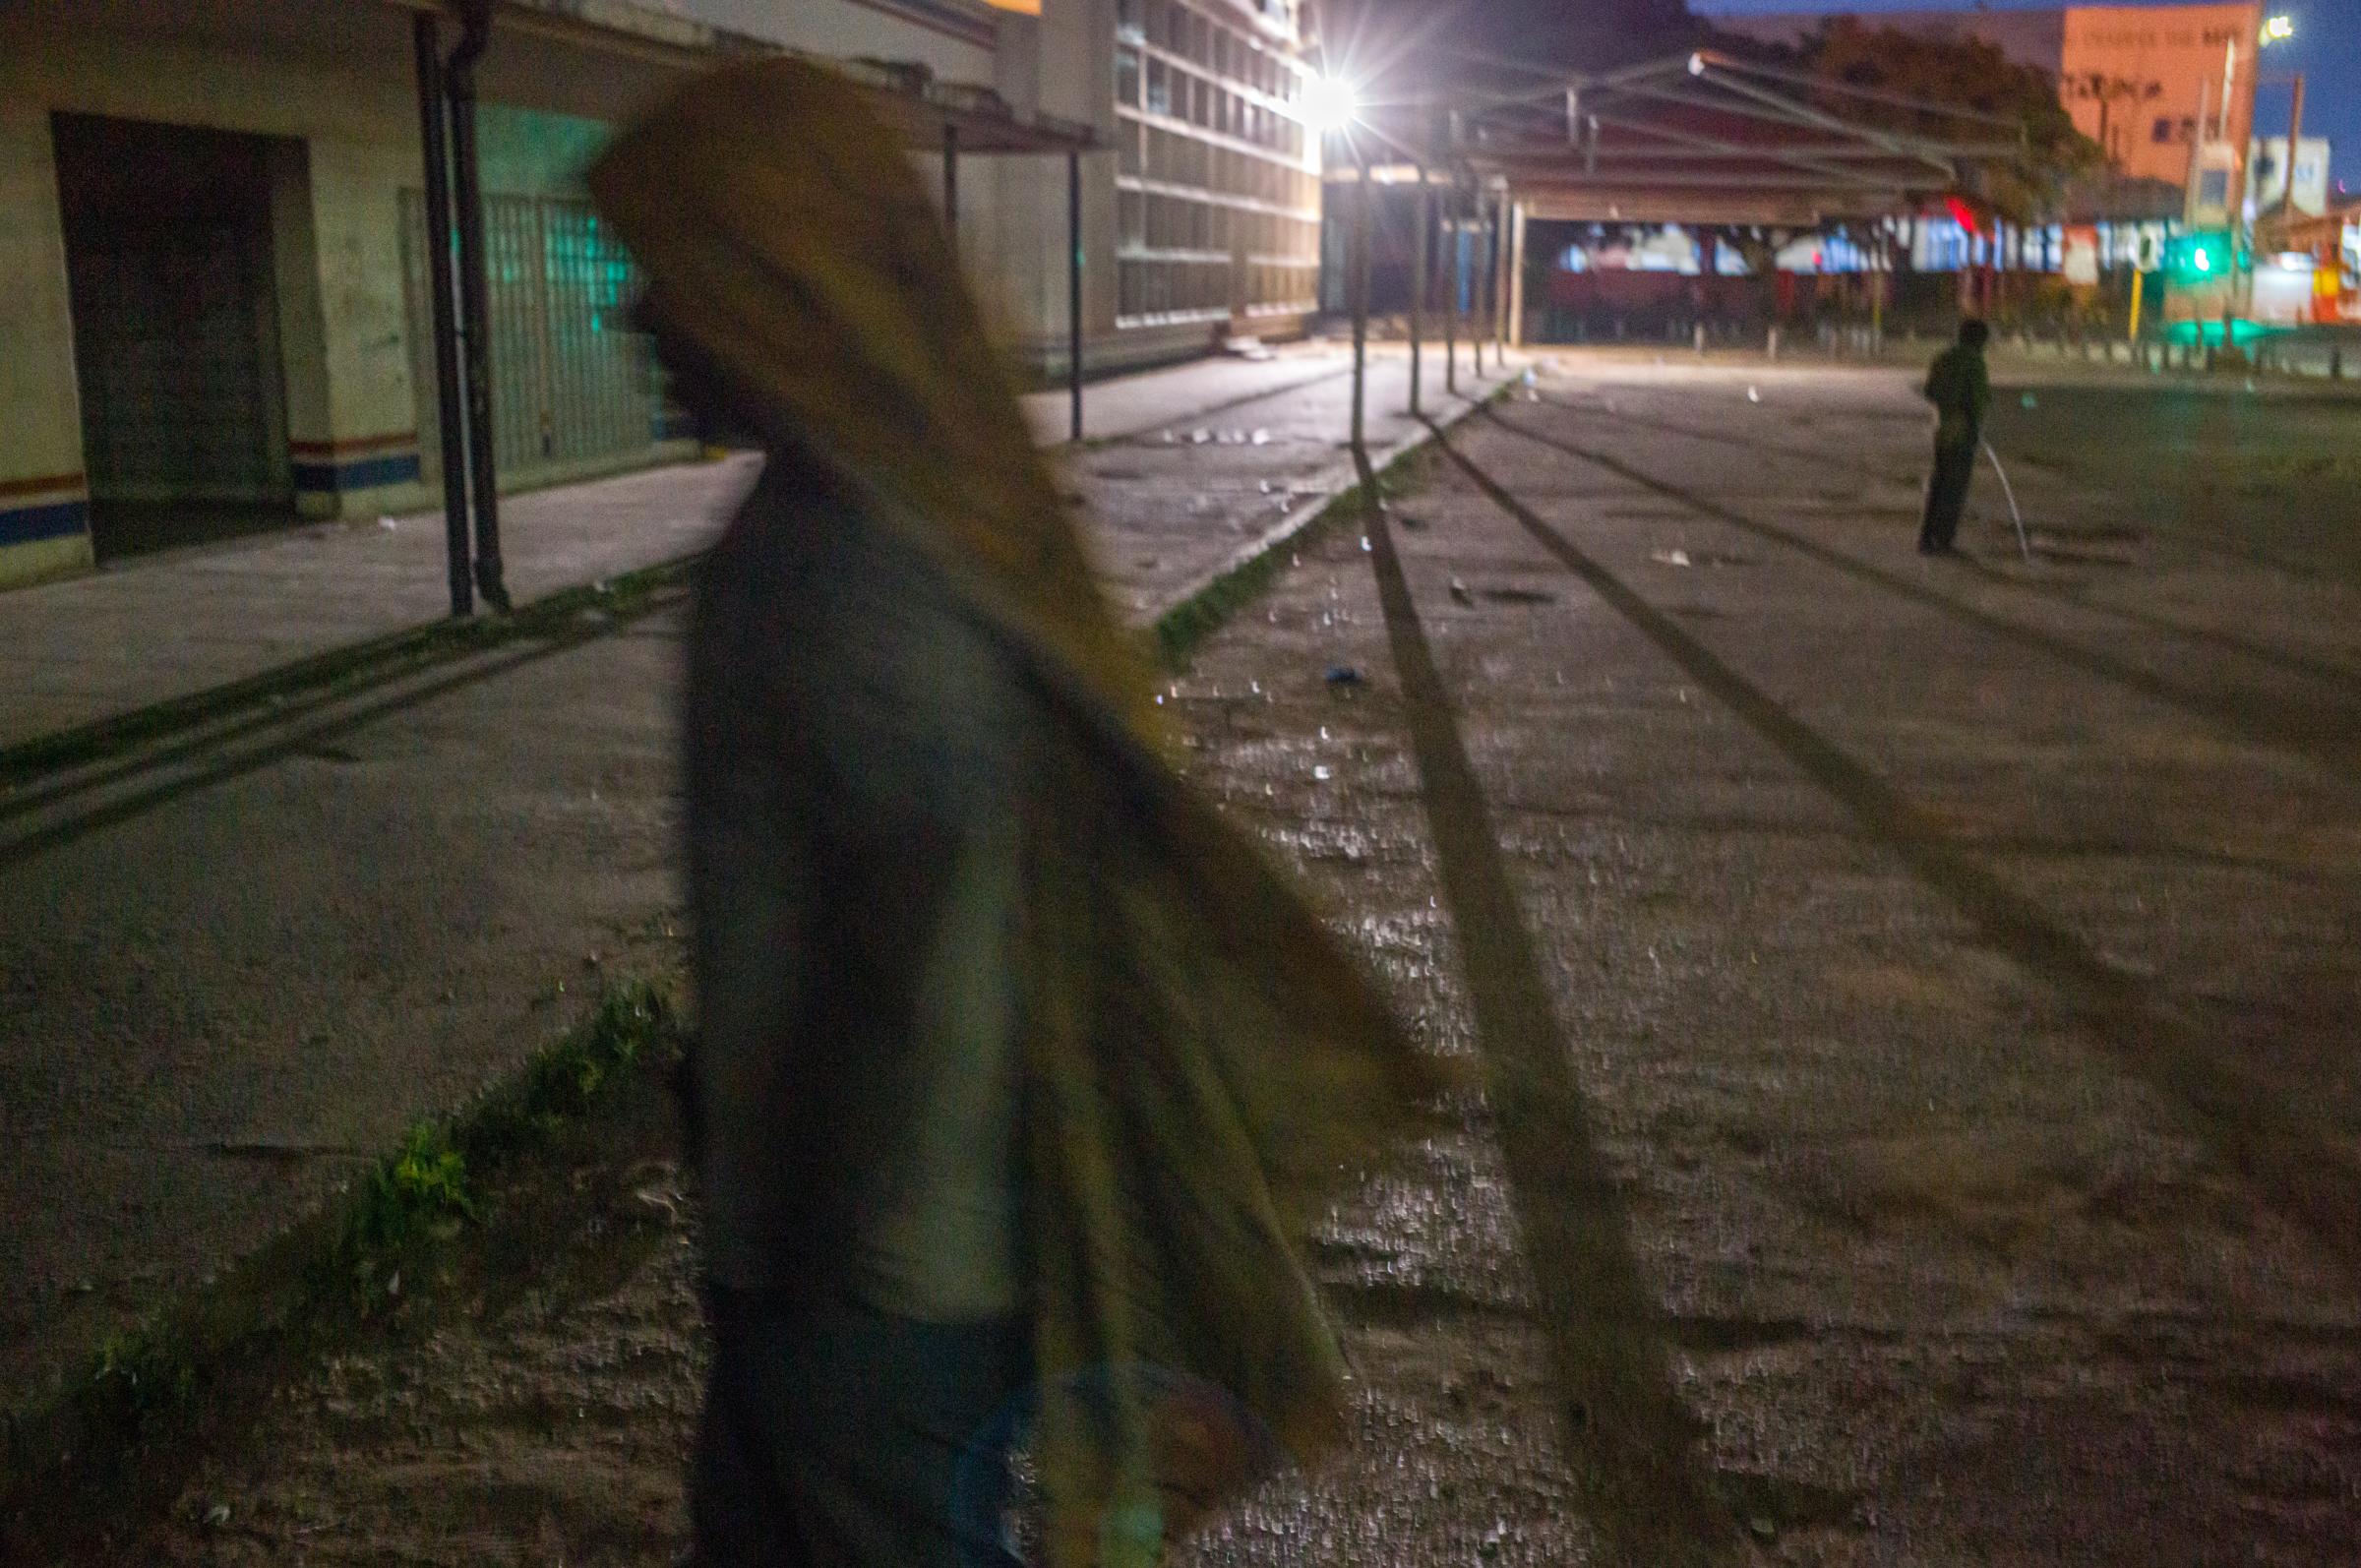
left=1353, top=50, right=2024, bottom=227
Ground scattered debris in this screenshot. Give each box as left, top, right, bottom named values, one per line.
left=1746, top=386, right=1761, bottom=403
left=1324, top=665, right=1364, bottom=687
left=2020, top=392, right=2038, bottom=408
left=378, top=516, right=397, bottom=530
left=1360, top=535, right=1371, bottom=552
left=1650, top=548, right=1694, bottom=568
left=1311, top=764, right=1333, bottom=781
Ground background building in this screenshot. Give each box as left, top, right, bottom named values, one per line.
left=0, top=0, right=1320, bottom=591
left=2249, top=132, right=2332, bottom=216
left=1710, top=2, right=2264, bottom=202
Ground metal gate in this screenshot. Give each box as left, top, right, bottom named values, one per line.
left=402, top=190, right=661, bottom=487
left=56, top=113, right=291, bottom=510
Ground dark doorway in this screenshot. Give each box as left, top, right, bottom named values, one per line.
left=51, top=112, right=295, bottom=561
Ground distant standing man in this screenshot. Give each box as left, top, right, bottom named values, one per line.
left=1918, top=319, right=1991, bottom=556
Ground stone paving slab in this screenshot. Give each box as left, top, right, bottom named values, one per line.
left=0, top=344, right=1502, bottom=752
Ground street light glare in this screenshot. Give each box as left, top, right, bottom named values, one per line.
left=2261, top=13, right=2293, bottom=42
left=1302, top=74, right=1360, bottom=134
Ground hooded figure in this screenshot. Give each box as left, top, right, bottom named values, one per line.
left=589, top=59, right=1440, bottom=1568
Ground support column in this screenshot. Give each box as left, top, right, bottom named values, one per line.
left=1350, top=165, right=1370, bottom=451
left=1443, top=200, right=1459, bottom=395
left=412, top=11, right=471, bottom=617
left=1410, top=167, right=1429, bottom=417
left=1508, top=200, right=1527, bottom=349
left=1067, top=149, right=1083, bottom=444
left=448, top=0, right=508, bottom=612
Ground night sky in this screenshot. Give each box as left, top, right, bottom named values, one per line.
left=1688, top=0, right=2360, bottom=192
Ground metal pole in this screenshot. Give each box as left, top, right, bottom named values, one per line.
left=412, top=12, right=471, bottom=618
left=447, top=0, right=509, bottom=612
left=1494, top=188, right=1512, bottom=356
left=1444, top=196, right=1459, bottom=395
left=942, top=123, right=958, bottom=242
left=1410, top=166, right=1428, bottom=417
left=2279, top=74, right=2306, bottom=221
left=1507, top=200, right=1527, bottom=350
left=1350, top=163, right=1370, bottom=452
left=1067, top=149, right=1084, bottom=444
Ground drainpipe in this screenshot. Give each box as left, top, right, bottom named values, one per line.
left=447, top=0, right=511, bottom=612
left=412, top=11, right=472, bottom=617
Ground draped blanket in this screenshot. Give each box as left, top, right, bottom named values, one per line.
left=590, top=60, right=1443, bottom=1562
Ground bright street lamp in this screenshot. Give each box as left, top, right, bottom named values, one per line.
left=2261, top=14, right=2294, bottom=43
left=1302, top=74, right=1360, bottom=135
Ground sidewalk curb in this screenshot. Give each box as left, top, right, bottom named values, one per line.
left=1151, top=372, right=1522, bottom=666
left=0, top=557, right=700, bottom=790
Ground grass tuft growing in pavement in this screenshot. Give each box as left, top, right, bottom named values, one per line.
left=4, top=979, right=682, bottom=1515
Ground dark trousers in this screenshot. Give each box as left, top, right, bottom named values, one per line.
left=693, top=1288, right=1032, bottom=1568
left=1919, top=439, right=1978, bottom=552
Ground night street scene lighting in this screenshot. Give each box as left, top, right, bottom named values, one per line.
left=3, top=0, right=2360, bottom=1564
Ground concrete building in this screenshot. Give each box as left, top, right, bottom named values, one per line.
left=0, top=0, right=1321, bottom=591
left=2249, top=132, right=2331, bottom=217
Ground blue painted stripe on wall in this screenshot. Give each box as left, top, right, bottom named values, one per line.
left=292, top=452, right=424, bottom=493
left=0, top=498, right=91, bottom=547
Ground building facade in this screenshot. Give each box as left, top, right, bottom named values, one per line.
left=1110, top=0, right=1323, bottom=353
left=0, top=0, right=1319, bottom=591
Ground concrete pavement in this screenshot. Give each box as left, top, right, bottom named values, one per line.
left=107, top=354, right=2361, bottom=1564
left=0, top=345, right=1517, bottom=1421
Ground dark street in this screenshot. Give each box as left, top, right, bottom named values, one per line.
left=64, top=358, right=2361, bottom=1564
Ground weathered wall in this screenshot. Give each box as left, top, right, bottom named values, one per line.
left=0, top=90, right=93, bottom=585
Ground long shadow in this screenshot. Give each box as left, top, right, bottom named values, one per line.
left=1480, top=403, right=2361, bottom=786
left=1425, top=417, right=2361, bottom=1288
left=1351, top=437, right=1737, bottom=1565
left=0, top=586, right=685, bottom=874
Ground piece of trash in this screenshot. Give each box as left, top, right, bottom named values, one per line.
left=385, top=1269, right=400, bottom=1297
left=1248, top=680, right=1261, bottom=694
left=1311, top=765, right=1333, bottom=781
left=1324, top=665, right=1364, bottom=686
left=1650, top=548, right=1694, bottom=568
left=379, top=515, right=397, bottom=530
left=205, top=1503, right=231, bottom=1529
left=1360, top=535, right=1371, bottom=552
left=2243, top=378, right=2257, bottom=393
left=1258, top=479, right=1272, bottom=493
left=1748, top=1515, right=1778, bottom=1542
left=1449, top=576, right=1475, bottom=605
left=2020, top=392, right=2038, bottom=408
left=1746, top=386, right=1760, bottom=402
left=1250, top=428, right=1270, bottom=445
left=1521, top=368, right=1537, bottom=387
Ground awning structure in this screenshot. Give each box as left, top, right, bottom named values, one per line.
left=398, top=0, right=1100, bottom=615
left=1354, top=50, right=2022, bottom=229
